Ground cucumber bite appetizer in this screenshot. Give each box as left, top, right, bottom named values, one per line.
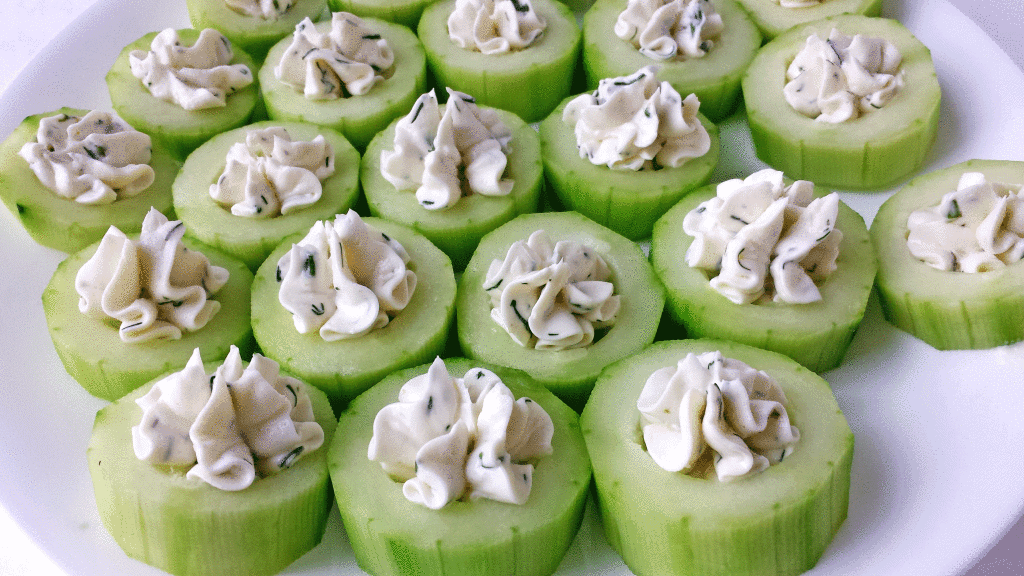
left=734, top=0, right=881, bottom=40
left=362, top=89, right=543, bottom=269
left=173, top=120, right=361, bottom=271
left=582, top=0, right=762, bottom=121
left=88, top=346, right=336, bottom=576
left=581, top=339, right=854, bottom=576
left=251, top=210, right=456, bottom=410
left=0, top=108, right=178, bottom=254
left=872, top=159, right=1024, bottom=350
left=456, top=211, right=665, bottom=409
left=540, top=66, right=719, bottom=241
left=107, top=27, right=260, bottom=160
left=743, top=14, right=941, bottom=190
left=650, top=169, right=876, bottom=372
left=417, top=0, right=581, bottom=123
left=330, top=356, right=590, bottom=576
left=327, top=0, right=432, bottom=29
left=260, top=12, right=428, bottom=150
left=43, top=208, right=255, bottom=401
left=186, top=0, right=330, bottom=62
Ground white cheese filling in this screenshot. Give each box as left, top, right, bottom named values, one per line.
left=771, top=0, right=824, bottom=8
left=615, top=0, right=723, bottom=61
left=224, top=0, right=295, bottom=19
left=448, top=0, right=547, bottom=55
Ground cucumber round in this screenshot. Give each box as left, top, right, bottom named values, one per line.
left=417, top=0, right=582, bottom=123
left=251, top=216, right=456, bottom=410
left=106, top=28, right=261, bottom=161
left=362, top=104, right=543, bottom=270
left=0, top=107, right=179, bottom=254
left=329, top=357, right=590, bottom=576
left=42, top=236, right=255, bottom=402
left=582, top=0, right=762, bottom=122
left=581, top=338, right=854, bottom=576
left=87, top=365, right=336, bottom=576
left=328, top=0, right=436, bottom=30
left=733, top=0, right=881, bottom=40
left=456, top=211, right=666, bottom=409
left=539, top=97, right=719, bottom=241
left=186, top=0, right=330, bottom=62
left=259, top=17, right=427, bottom=151
left=742, top=14, right=941, bottom=191
left=871, top=159, right=1024, bottom=350
left=650, top=182, right=876, bottom=373
left=173, top=120, right=361, bottom=271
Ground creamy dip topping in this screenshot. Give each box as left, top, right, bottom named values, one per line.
left=209, top=126, right=335, bottom=218
left=771, top=0, right=824, bottom=7
left=483, top=230, right=620, bottom=350
left=276, top=210, right=416, bottom=340
left=683, top=169, right=842, bottom=305
left=132, top=346, right=324, bottom=491
left=18, top=110, right=155, bottom=205
left=224, top=0, right=295, bottom=19
left=380, top=89, right=514, bottom=211
left=129, top=28, right=254, bottom=111
left=368, top=357, right=554, bottom=509
left=75, top=208, right=229, bottom=343
left=783, top=28, right=905, bottom=123
left=615, top=0, right=723, bottom=61
left=448, top=0, right=547, bottom=55
left=562, top=66, right=711, bottom=171
left=638, top=351, right=799, bottom=482
left=906, top=172, right=1024, bottom=272
left=274, top=13, right=395, bottom=99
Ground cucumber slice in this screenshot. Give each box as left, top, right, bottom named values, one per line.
left=186, top=0, right=330, bottom=62
left=742, top=14, right=941, bottom=190
left=173, top=120, right=361, bottom=271
left=329, top=357, right=590, bottom=576
left=539, top=97, right=719, bottom=241
left=87, top=366, right=336, bottom=576
left=581, top=338, right=853, bottom=576
left=733, top=0, right=881, bottom=40
left=106, top=29, right=261, bottom=161
left=650, top=182, right=876, bottom=372
left=456, top=211, right=665, bottom=409
left=327, top=0, right=434, bottom=30
left=42, top=237, right=255, bottom=401
left=871, top=159, right=1024, bottom=350
left=362, top=105, right=543, bottom=270
left=259, top=17, right=427, bottom=151
left=0, top=107, right=179, bottom=254
left=251, top=216, right=456, bottom=410
left=417, top=0, right=582, bottom=123
left=581, top=0, right=762, bottom=122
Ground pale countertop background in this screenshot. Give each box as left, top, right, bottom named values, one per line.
left=0, top=1, right=1022, bottom=575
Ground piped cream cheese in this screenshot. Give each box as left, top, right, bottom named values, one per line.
left=683, top=168, right=843, bottom=305
left=448, top=0, right=547, bottom=55
left=368, top=357, right=554, bottom=509
left=132, top=345, right=324, bottom=492
left=615, top=0, right=724, bottom=61
left=380, top=89, right=514, bottom=211
left=771, top=0, right=824, bottom=7
left=224, top=0, right=295, bottom=19
left=906, top=172, right=1024, bottom=272
left=562, top=66, right=711, bottom=171
left=129, top=28, right=254, bottom=111
left=75, top=208, right=229, bottom=343
left=18, top=110, right=155, bottom=205
left=276, top=210, right=417, bottom=340
left=637, top=351, right=799, bottom=482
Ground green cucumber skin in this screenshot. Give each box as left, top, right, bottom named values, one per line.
left=582, top=0, right=762, bottom=122
left=173, top=120, right=361, bottom=272
left=456, top=211, right=666, bottom=410
left=329, top=358, right=590, bottom=576
left=0, top=108, right=179, bottom=254
left=251, top=217, right=456, bottom=412
left=107, top=29, right=261, bottom=161
left=871, top=159, right=1024, bottom=350
left=417, top=0, right=582, bottom=124
left=186, top=0, right=330, bottom=63
left=88, top=371, right=336, bottom=576
left=539, top=98, right=720, bottom=241
left=362, top=106, right=543, bottom=270
left=743, top=15, right=941, bottom=191
left=734, top=0, right=881, bottom=40
left=582, top=339, right=853, bottom=576
left=650, top=182, right=876, bottom=373
left=259, top=18, right=427, bottom=151
left=328, top=0, right=434, bottom=30
left=42, top=237, right=255, bottom=401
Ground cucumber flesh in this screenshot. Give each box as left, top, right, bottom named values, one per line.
left=327, top=0, right=431, bottom=29
left=734, top=0, right=881, bottom=39
left=186, top=0, right=330, bottom=62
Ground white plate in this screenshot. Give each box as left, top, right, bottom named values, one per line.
left=1, top=0, right=1023, bottom=574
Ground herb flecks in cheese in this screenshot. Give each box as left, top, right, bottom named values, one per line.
left=224, top=0, right=295, bottom=20
left=615, top=0, right=723, bottom=61
left=448, top=0, right=547, bottom=55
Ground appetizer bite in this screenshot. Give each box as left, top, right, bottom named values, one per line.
left=734, top=0, right=881, bottom=40
left=185, top=0, right=330, bottom=62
